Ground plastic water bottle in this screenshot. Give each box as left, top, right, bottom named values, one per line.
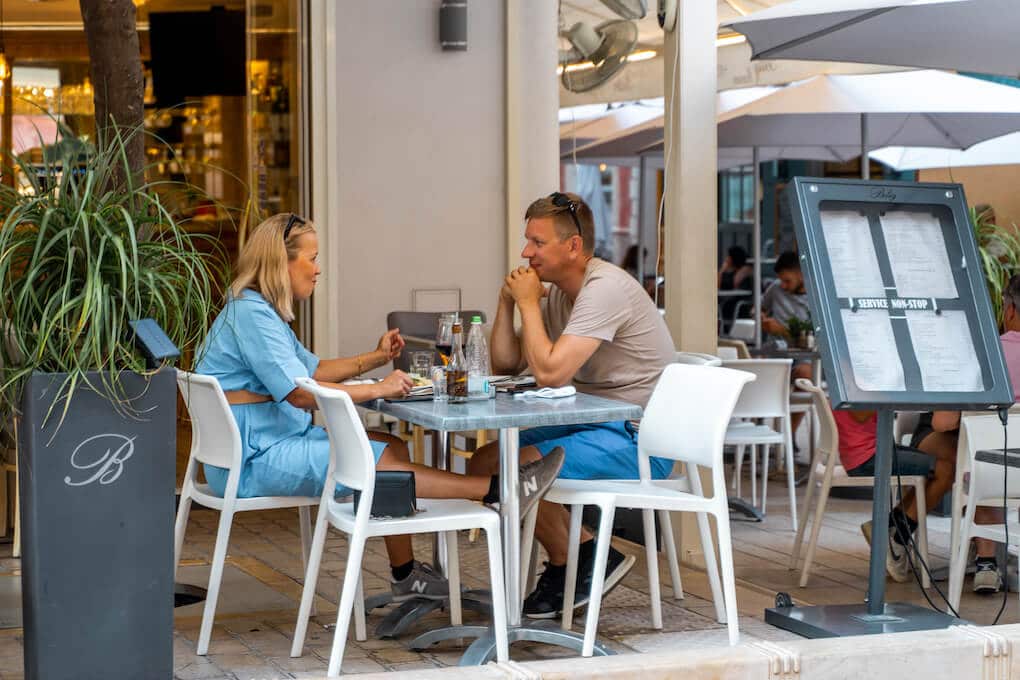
left=465, top=316, right=492, bottom=398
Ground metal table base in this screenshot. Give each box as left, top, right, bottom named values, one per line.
left=728, top=497, right=765, bottom=521
left=373, top=396, right=642, bottom=663
left=364, top=590, right=492, bottom=639
left=409, top=620, right=612, bottom=665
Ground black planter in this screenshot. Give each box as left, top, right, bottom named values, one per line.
left=18, top=370, right=175, bottom=680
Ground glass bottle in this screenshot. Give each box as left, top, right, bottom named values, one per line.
left=446, top=322, right=469, bottom=402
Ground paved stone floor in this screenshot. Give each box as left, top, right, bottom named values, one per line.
left=0, top=499, right=799, bottom=680
left=0, top=470, right=1013, bottom=679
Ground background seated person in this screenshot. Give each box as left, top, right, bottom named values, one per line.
left=469, top=192, right=677, bottom=620
left=834, top=408, right=954, bottom=583
left=718, top=245, right=754, bottom=326
left=902, top=274, right=1020, bottom=595
left=197, top=213, right=563, bottom=603
left=762, top=250, right=812, bottom=446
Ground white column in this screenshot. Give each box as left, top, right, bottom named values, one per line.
left=663, top=1, right=718, bottom=568
left=309, top=0, right=341, bottom=360
left=505, top=1, right=558, bottom=273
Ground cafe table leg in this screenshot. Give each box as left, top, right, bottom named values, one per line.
left=410, top=426, right=612, bottom=663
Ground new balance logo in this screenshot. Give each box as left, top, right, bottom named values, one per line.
left=522, top=475, right=539, bottom=497
left=410, top=580, right=428, bottom=594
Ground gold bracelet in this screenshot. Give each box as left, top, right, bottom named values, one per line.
left=356, top=354, right=364, bottom=375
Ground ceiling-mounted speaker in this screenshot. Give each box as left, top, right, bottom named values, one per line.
left=440, top=0, right=467, bottom=51
left=657, top=0, right=677, bottom=31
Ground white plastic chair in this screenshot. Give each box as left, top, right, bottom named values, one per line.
left=289, top=377, right=508, bottom=675
left=716, top=346, right=740, bottom=361
left=721, top=359, right=798, bottom=530
left=526, top=363, right=756, bottom=655
left=173, top=371, right=318, bottom=655
left=948, top=413, right=1020, bottom=610
left=728, top=319, right=756, bottom=342
left=675, top=351, right=722, bottom=366
left=788, top=380, right=930, bottom=588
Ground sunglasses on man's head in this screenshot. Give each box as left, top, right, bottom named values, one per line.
left=549, top=192, right=583, bottom=237
left=283, top=213, right=306, bottom=241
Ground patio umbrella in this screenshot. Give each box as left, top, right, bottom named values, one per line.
left=717, top=70, right=1020, bottom=169
left=717, top=69, right=1020, bottom=343
left=871, top=131, right=1020, bottom=170
left=722, top=0, right=1020, bottom=79
left=559, top=102, right=663, bottom=157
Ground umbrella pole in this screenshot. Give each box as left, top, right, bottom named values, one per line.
left=753, top=146, right=762, bottom=347
left=861, top=113, right=870, bottom=180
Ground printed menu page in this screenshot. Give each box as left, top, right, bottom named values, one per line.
left=819, top=210, right=886, bottom=298
left=841, top=309, right=906, bottom=392
left=906, top=309, right=983, bottom=392
left=880, top=211, right=958, bottom=299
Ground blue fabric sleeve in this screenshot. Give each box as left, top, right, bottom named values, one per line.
left=294, top=336, right=320, bottom=377
left=233, top=301, right=312, bottom=402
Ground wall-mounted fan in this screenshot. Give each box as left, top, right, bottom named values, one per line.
left=559, top=0, right=645, bottom=93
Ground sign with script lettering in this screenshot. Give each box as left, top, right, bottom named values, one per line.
left=18, top=370, right=175, bottom=679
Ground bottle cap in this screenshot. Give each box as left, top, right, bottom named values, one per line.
left=472, top=315, right=482, bottom=323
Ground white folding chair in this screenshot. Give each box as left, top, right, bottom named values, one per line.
left=173, top=371, right=318, bottom=655
left=290, top=378, right=508, bottom=676
left=948, top=413, right=1020, bottom=610
left=788, top=380, right=930, bottom=588
left=728, top=319, right=756, bottom=342
left=721, top=359, right=798, bottom=530
left=526, top=364, right=755, bottom=655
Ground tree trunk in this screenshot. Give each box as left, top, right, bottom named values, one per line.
left=79, top=0, right=145, bottom=188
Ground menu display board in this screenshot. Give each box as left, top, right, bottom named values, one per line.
left=791, top=178, right=1013, bottom=410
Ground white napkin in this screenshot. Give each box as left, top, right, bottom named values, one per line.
left=514, top=386, right=577, bottom=399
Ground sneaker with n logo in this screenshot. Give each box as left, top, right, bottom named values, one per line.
left=390, top=561, right=449, bottom=602
left=517, top=447, right=565, bottom=521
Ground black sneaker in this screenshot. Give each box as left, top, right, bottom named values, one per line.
left=523, top=562, right=566, bottom=619
left=574, top=546, right=636, bottom=609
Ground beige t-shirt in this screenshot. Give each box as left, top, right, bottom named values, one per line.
left=541, top=258, right=676, bottom=410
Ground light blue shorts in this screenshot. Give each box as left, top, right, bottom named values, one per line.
left=205, top=430, right=389, bottom=499
left=519, top=420, right=673, bottom=480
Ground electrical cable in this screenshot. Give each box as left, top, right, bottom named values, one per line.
left=654, top=27, right=682, bottom=310
left=891, top=443, right=961, bottom=618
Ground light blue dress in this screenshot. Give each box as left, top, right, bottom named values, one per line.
left=196, top=289, right=387, bottom=498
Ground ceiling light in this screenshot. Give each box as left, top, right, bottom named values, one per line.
left=715, top=34, right=747, bottom=48
left=626, top=50, right=657, bottom=62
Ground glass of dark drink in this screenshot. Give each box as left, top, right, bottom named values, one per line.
left=435, top=312, right=457, bottom=363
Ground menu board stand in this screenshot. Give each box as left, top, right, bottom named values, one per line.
left=765, top=178, right=1014, bottom=639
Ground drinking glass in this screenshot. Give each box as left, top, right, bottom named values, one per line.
left=410, top=351, right=433, bottom=381
left=435, top=312, right=457, bottom=363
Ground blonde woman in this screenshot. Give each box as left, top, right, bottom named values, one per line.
left=196, top=213, right=563, bottom=601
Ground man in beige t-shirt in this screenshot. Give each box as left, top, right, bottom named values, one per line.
left=468, top=191, right=676, bottom=620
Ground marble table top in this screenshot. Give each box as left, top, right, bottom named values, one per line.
left=372, top=391, right=642, bottom=432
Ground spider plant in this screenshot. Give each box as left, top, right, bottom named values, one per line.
left=972, top=205, right=1020, bottom=327
left=0, top=122, right=228, bottom=426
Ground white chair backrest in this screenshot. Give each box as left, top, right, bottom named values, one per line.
left=720, top=359, right=792, bottom=419
left=729, top=319, right=756, bottom=342
left=640, top=363, right=755, bottom=470
left=176, top=371, right=242, bottom=471
left=675, top=351, right=722, bottom=367
left=794, top=379, right=839, bottom=466
left=716, top=346, right=740, bottom=361
left=961, top=413, right=1020, bottom=501
left=296, top=377, right=376, bottom=498
left=894, top=411, right=921, bottom=446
